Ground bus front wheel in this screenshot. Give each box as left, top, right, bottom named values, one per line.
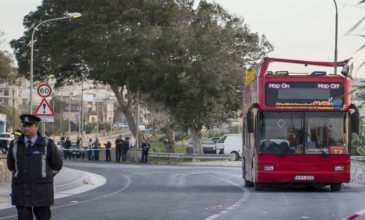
left=245, top=179, right=254, bottom=187
left=254, top=183, right=265, bottom=191
left=330, top=183, right=342, bottom=192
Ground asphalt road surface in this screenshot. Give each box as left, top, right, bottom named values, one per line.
left=1, top=160, right=365, bottom=220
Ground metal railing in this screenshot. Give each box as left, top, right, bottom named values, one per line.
left=149, top=152, right=231, bottom=160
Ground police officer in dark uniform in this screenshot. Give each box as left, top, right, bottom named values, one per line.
left=115, top=135, right=123, bottom=163
left=121, top=137, right=129, bottom=163
left=7, top=114, right=63, bottom=220
left=140, top=141, right=150, bottom=163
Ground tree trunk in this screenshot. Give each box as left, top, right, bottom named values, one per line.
left=190, top=127, right=202, bottom=154
left=164, top=128, right=175, bottom=153
left=109, top=84, right=145, bottom=147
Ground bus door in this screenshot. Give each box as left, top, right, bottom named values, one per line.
left=243, top=106, right=258, bottom=182
left=243, top=121, right=255, bottom=181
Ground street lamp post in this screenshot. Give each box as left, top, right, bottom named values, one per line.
left=29, top=12, right=81, bottom=113
left=68, top=85, right=71, bottom=138
left=333, top=0, right=338, bottom=75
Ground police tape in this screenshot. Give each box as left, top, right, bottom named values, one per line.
left=60, top=147, right=133, bottom=152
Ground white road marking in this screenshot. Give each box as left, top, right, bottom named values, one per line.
left=203, top=173, right=250, bottom=220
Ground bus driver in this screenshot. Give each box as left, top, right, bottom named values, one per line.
left=286, top=129, right=302, bottom=153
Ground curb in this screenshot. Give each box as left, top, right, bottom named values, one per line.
left=0, top=170, right=106, bottom=211
left=54, top=173, right=89, bottom=192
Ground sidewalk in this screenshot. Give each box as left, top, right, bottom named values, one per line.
left=0, top=167, right=106, bottom=210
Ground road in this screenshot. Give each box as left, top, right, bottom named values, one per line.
left=1, top=161, right=365, bottom=220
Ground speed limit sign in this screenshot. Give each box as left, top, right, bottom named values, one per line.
left=37, top=83, right=52, bottom=98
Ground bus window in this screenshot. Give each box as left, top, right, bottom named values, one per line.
left=257, top=112, right=303, bottom=155
left=242, top=122, right=246, bottom=147
left=305, top=112, right=347, bottom=155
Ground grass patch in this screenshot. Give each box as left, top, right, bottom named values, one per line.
left=150, top=141, right=187, bottom=153
left=150, top=141, right=164, bottom=152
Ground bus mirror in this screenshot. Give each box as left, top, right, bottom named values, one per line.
left=341, top=63, right=351, bottom=77
left=351, top=111, right=359, bottom=133
left=247, top=111, right=254, bottom=133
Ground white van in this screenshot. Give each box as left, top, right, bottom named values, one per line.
left=216, top=134, right=242, bottom=161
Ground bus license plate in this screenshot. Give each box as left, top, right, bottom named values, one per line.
left=294, top=175, right=314, bottom=181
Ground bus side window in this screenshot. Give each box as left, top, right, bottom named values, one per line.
left=242, top=122, right=246, bottom=147
left=246, top=124, right=251, bottom=149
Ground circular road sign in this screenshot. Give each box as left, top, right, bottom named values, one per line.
left=37, top=83, right=52, bottom=98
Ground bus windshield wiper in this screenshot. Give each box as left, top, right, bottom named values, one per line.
left=318, top=147, right=328, bottom=157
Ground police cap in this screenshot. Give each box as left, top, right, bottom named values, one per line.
left=20, top=114, right=41, bottom=125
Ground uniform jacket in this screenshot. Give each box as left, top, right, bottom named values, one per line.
left=141, top=143, right=150, bottom=152
left=7, top=133, right=63, bottom=207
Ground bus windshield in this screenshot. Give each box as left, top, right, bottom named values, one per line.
left=257, top=112, right=348, bottom=155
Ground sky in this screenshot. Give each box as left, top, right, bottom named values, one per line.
left=0, top=0, right=364, bottom=76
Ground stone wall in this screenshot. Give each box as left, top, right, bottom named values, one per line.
left=351, top=156, right=365, bottom=184
left=0, top=155, right=11, bottom=184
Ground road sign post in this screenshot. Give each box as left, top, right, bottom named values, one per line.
left=35, top=83, right=54, bottom=137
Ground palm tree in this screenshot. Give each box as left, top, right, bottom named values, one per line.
left=347, top=1, right=365, bottom=70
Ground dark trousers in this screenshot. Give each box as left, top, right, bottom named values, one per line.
left=115, top=148, right=121, bottom=163
left=63, top=150, right=68, bottom=160
left=141, top=150, right=149, bottom=163
left=105, top=150, right=111, bottom=161
left=121, top=150, right=128, bottom=163
left=88, top=150, right=92, bottom=160
left=16, top=206, right=51, bottom=220
left=93, top=151, right=99, bottom=161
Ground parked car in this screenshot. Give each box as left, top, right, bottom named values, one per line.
left=60, top=141, right=83, bottom=159
left=211, top=137, right=220, bottom=143
left=202, top=138, right=219, bottom=154
left=186, top=137, right=220, bottom=154
left=216, top=134, right=242, bottom=161
left=118, top=123, right=129, bottom=128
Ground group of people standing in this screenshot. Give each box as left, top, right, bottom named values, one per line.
left=87, top=137, right=101, bottom=161
left=115, top=135, right=130, bottom=163
left=59, top=134, right=151, bottom=164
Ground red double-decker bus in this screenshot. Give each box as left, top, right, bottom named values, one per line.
left=242, top=57, right=359, bottom=191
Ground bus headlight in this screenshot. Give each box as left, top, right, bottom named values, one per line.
left=334, top=166, right=344, bottom=171
left=263, top=165, right=274, bottom=171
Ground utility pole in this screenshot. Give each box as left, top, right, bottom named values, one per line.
left=68, top=86, right=71, bottom=138
left=12, top=87, right=16, bottom=130
left=134, top=95, right=140, bottom=162
left=333, top=0, right=338, bottom=75
left=96, top=85, right=99, bottom=137
left=60, top=96, right=63, bottom=136
left=81, top=78, right=84, bottom=146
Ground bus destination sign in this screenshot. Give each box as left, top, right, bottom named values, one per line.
left=266, top=82, right=344, bottom=109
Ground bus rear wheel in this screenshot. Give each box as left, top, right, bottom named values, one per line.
left=330, top=183, right=342, bottom=192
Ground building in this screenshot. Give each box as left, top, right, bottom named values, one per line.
left=54, top=82, right=117, bottom=127
left=0, top=114, right=6, bottom=133
left=0, top=83, right=20, bottom=110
